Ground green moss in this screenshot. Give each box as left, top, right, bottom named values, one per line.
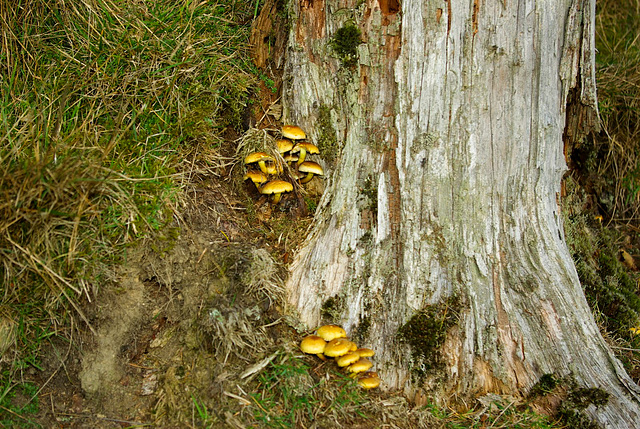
left=396, top=295, right=461, bottom=381
left=149, top=225, right=181, bottom=256
left=528, top=371, right=609, bottom=429
left=358, top=231, right=373, bottom=248
left=353, top=317, right=371, bottom=344
left=352, top=303, right=372, bottom=343
left=558, top=387, right=609, bottom=429
left=559, top=408, right=601, bottom=429
left=219, top=85, right=253, bottom=132
left=321, top=295, right=346, bottom=321
left=304, top=196, right=318, bottom=214
left=575, top=229, right=640, bottom=333
left=0, top=380, right=40, bottom=427
left=329, top=23, right=362, bottom=67
left=528, top=373, right=561, bottom=398
left=360, top=176, right=378, bottom=216
left=316, top=105, right=340, bottom=164
left=567, top=387, right=610, bottom=409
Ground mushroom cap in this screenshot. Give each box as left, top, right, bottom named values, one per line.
left=291, top=142, right=319, bottom=155
left=260, top=180, right=293, bottom=195
left=358, top=375, right=381, bottom=389
left=316, top=325, right=347, bottom=341
left=244, top=151, right=274, bottom=164
left=355, top=348, right=375, bottom=358
left=276, top=139, right=294, bottom=153
left=347, top=358, right=373, bottom=373
left=290, top=171, right=306, bottom=181
left=336, top=352, right=361, bottom=367
left=298, top=161, right=324, bottom=176
left=243, top=170, right=268, bottom=184
left=282, top=125, right=306, bottom=140
left=323, top=338, right=353, bottom=357
left=263, top=162, right=284, bottom=175
left=300, top=335, right=327, bottom=354
left=284, top=154, right=299, bottom=163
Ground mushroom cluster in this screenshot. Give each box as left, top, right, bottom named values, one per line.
left=299, top=324, right=381, bottom=390
left=243, top=125, right=324, bottom=204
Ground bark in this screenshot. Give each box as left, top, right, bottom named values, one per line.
left=282, top=0, right=640, bottom=426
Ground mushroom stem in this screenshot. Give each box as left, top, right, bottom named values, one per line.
left=299, top=172, right=314, bottom=184
left=258, top=160, right=268, bottom=174
left=272, top=192, right=283, bottom=204
left=296, top=149, right=308, bottom=166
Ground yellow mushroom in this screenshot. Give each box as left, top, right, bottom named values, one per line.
left=300, top=335, right=326, bottom=353
left=336, top=352, right=361, bottom=367
left=358, top=373, right=381, bottom=389
left=281, top=125, right=306, bottom=141
left=260, top=180, right=293, bottom=204
left=276, top=139, right=294, bottom=154
left=300, top=335, right=327, bottom=359
left=243, top=170, right=268, bottom=188
left=316, top=325, right=347, bottom=341
left=347, top=358, right=373, bottom=374
left=291, top=142, right=319, bottom=166
left=263, top=162, right=284, bottom=176
left=323, top=338, right=353, bottom=358
left=354, top=348, right=375, bottom=358
left=283, top=154, right=299, bottom=165
left=298, top=161, right=324, bottom=184
left=244, top=152, right=275, bottom=174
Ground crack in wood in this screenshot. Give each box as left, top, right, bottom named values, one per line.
left=472, top=0, right=480, bottom=36
left=446, top=0, right=452, bottom=37
left=380, top=21, right=403, bottom=273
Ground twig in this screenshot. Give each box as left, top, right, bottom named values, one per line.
left=0, top=405, right=28, bottom=421
left=223, top=391, right=251, bottom=406
left=489, top=400, right=515, bottom=428
left=610, top=345, right=640, bottom=352
left=240, top=351, right=278, bottom=379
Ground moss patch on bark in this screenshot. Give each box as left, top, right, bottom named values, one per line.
left=396, top=295, right=461, bottom=381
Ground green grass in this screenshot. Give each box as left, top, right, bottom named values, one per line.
left=424, top=402, right=557, bottom=429
left=0, top=378, right=40, bottom=428
left=249, top=354, right=370, bottom=428
left=191, top=393, right=216, bottom=429
left=0, top=0, right=258, bottom=419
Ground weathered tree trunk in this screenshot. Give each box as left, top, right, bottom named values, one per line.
left=282, top=0, right=640, bottom=425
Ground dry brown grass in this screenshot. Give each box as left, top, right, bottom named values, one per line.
left=589, top=0, right=640, bottom=223
left=0, top=0, right=257, bottom=377
left=0, top=150, right=137, bottom=331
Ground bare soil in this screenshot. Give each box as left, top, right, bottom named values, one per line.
left=29, top=170, right=303, bottom=427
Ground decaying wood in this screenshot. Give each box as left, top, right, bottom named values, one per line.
left=561, top=0, right=600, bottom=157
left=282, top=0, right=640, bottom=426
left=250, top=0, right=288, bottom=69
